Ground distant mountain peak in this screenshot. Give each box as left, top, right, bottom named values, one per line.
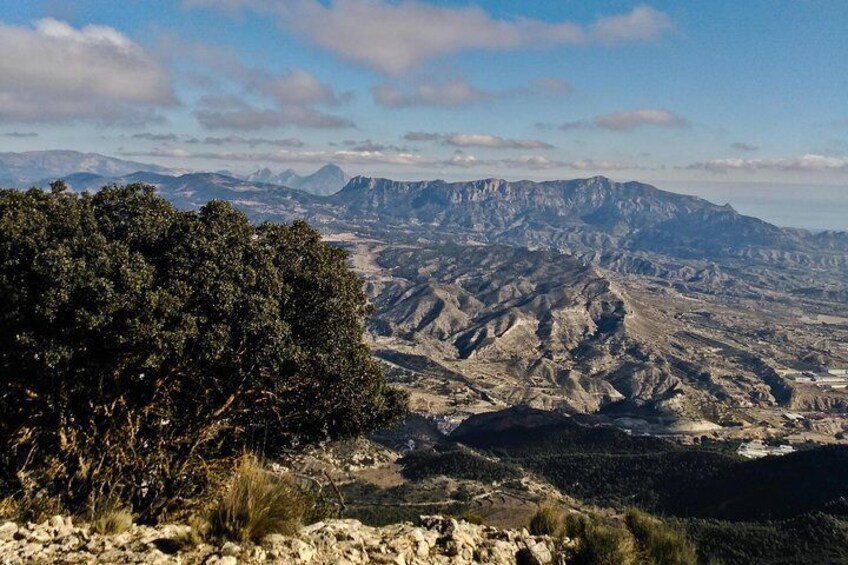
left=243, top=163, right=349, bottom=196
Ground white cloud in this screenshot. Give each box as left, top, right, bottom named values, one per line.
left=588, top=5, right=673, bottom=43
left=402, top=131, right=553, bottom=150
left=730, top=142, right=758, bottom=152
left=0, top=19, right=175, bottom=124
left=687, top=154, right=848, bottom=173
left=262, top=69, right=343, bottom=106
left=194, top=96, right=354, bottom=130
left=373, top=80, right=491, bottom=108
left=498, top=155, right=565, bottom=169
left=567, top=159, right=633, bottom=171
left=237, top=1, right=675, bottom=75
left=122, top=147, right=444, bottom=168
left=193, top=136, right=304, bottom=147
left=404, top=131, right=443, bottom=142
left=339, top=139, right=410, bottom=152
left=445, top=133, right=553, bottom=150
left=277, top=0, right=518, bottom=74
left=444, top=153, right=481, bottom=168
left=374, top=76, right=570, bottom=108
left=159, top=37, right=354, bottom=130
left=593, top=108, right=687, bottom=130
left=539, top=109, right=686, bottom=132
left=124, top=144, right=645, bottom=175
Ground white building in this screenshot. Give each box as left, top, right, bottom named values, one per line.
left=737, top=440, right=796, bottom=460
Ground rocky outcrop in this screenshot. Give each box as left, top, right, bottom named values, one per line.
left=0, top=515, right=563, bottom=564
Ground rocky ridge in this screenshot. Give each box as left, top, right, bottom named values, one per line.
left=0, top=516, right=561, bottom=564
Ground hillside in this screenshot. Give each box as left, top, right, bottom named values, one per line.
left=354, top=241, right=725, bottom=420
left=449, top=406, right=848, bottom=521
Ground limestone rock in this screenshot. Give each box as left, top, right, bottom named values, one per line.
left=0, top=514, right=556, bottom=564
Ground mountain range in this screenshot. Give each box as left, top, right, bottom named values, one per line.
left=0, top=150, right=349, bottom=196
left=2, top=149, right=847, bottom=426
left=0, top=150, right=172, bottom=186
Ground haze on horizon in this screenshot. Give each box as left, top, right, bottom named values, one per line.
left=0, top=0, right=845, bottom=230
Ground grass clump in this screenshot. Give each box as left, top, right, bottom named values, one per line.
left=549, top=511, right=636, bottom=565
left=561, top=512, right=591, bottom=539
left=529, top=503, right=565, bottom=535
left=573, top=520, right=637, bottom=565
left=88, top=498, right=134, bottom=535
left=553, top=509, right=696, bottom=565
left=208, top=454, right=306, bottom=543
left=625, top=508, right=697, bottom=565
left=171, top=517, right=209, bottom=551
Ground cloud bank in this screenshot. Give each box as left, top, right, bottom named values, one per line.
left=193, top=95, right=354, bottom=130
left=0, top=19, right=175, bottom=124
left=688, top=154, right=848, bottom=173
left=373, top=80, right=492, bottom=108
left=403, top=131, right=553, bottom=149
left=540, top=108, right=688, bottom=132
left=189, top=1, right=673, bottom=74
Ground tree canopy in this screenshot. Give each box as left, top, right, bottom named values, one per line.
left=0, top=183, right=406, bottom=519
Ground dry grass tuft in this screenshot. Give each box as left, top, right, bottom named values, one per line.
left=575, top=521, right=637, bottom=565
left=529, top=503, right=565, bottom=536
left=89, top=499, right=134, bottom=535
left=625, top=508, right=697, bottom=565
left=208, top=454, right=306, bottom=543
left=171, top=516, right=209, bottom=551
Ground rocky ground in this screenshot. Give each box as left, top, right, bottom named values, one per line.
left=0, top=515, right=562, bottom=564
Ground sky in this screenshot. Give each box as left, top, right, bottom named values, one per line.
left=0, top=0, right=846, bottom=229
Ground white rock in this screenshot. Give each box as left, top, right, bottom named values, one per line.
left=263, top=533, right=287, bottom=547
left=526, top=540, right=554, bottom=565
left=206, top=556, right=238, bottom=565
left=220, top=541, right=242, bottom=556
left=290, top=538, right=316, bottom=562
left=28, top=529, right=52, bottom=543
left=0, top=522, right=18, bottom=541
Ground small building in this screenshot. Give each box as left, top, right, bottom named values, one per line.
left=737, top=440, right=796, bottom=460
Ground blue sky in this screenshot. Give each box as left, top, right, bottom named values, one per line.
left=0, top=1, right=846, bottom=228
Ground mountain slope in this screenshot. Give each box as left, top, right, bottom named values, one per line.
left=329, top=175, right=811, bottom=258
left=0, top=150, right=171, bottom=185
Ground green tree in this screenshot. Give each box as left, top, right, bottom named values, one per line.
left=0, top=184, right=406, bottom=520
